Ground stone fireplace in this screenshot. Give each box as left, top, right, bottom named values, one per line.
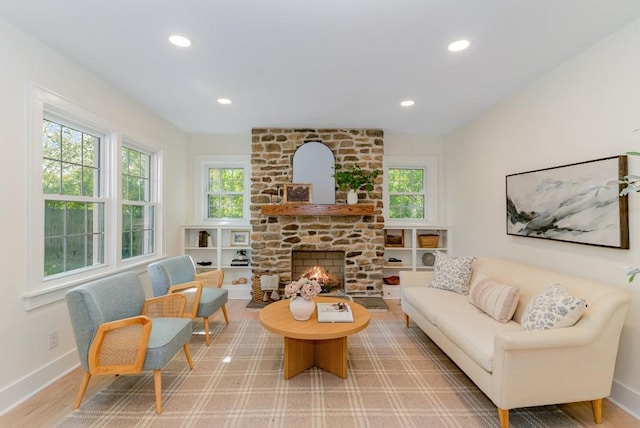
left=250, top=128, right=384, bottom=295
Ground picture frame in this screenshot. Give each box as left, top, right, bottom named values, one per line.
left=230, top=230, right=250, bottom=247
left=506, top=155, right=629, bottom=249
left=283, top=183, right=312, bottom=204
left=384, top=229, right=405, bottom=247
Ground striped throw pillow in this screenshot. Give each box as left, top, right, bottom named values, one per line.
left=468, top=274, right=519, bottom=323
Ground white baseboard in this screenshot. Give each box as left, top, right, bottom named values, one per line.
left=0, top=349, right=78, bottom=415
left=610, top=379, right=640, bottom=420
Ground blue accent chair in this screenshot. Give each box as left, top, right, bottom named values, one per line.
left=65, top=271, right=194, bottom=414
left=147, top=255, right=229, bottom=346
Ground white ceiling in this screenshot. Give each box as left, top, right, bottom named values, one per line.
left=2, top=1, right=640, bottom=135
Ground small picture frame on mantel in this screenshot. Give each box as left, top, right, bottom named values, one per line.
left=283, top=183, right=312, bottom=204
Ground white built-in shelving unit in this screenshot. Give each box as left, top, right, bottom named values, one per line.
left=182, top=225, right=252, bottom=299
left=382, top=226, right=451, bottom=298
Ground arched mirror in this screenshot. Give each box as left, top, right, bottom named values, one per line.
left=292, top=141, right=335, bottom=204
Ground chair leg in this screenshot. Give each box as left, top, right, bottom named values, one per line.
left=498, top=407, right=509, bottom=428
left=183, top=343, right=195, bottom=369
left=153, top=369, right=162, bottom=414
left=403, top=313, right=409, bottom=328
left=74, top=372, right=92, bottom=410
left=592, top=398, right=603, bottom=424
left=203, top=317, right=211, bottom=346
left=221, top=304, right=230, bottom=325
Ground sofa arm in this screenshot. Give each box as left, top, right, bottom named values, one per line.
left=195, top=269, right=224, bottom=287
left=168, top=281, right=204, bottom=318
left=495, top=326, right=595, bottom=352
left=88, top=315, right=152, bottom=375
left=142, top=293, right=186, bottom=318
left=491, top=304, right=629, bottom=410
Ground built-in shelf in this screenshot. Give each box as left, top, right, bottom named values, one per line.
left=260, top=204, right=374, bottom=216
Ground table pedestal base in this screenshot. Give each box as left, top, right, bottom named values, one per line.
left=283, top=336, right=347, bottom=379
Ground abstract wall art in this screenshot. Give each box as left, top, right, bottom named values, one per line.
left=506, top=156, right=629, bottom=248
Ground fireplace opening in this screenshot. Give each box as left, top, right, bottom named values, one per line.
left=291, top=250, right=344, bottom=294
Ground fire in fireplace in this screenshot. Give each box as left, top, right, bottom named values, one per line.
left=301, top=265, right=340, bottom=294
left=291, top=250, right=344, bottom=294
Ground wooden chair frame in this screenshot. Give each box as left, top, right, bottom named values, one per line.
left=189, top=269, right=230, bottom=345
left=74, top=293, right=194, bottom=414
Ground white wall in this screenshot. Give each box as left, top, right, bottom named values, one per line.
left=385, top=133, right=447, bottom=224
left=186, top=134, right=251, bottom=222
left=445, top=19, right=640, bottom=416
left=0, top=18, right=189, bottom=413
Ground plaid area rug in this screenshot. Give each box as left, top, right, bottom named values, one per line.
left=59, top=320, right=578, bottom=428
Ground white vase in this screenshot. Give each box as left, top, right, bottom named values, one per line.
left=289, top=296, right=316, bottom=321
left=347, top=189, right=358, bottom=205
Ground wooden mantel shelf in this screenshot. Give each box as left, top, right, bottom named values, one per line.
left=261, top=204, right=374, bottom=216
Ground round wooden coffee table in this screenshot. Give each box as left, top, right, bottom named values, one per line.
left=259, top=296, right=370, bottom=379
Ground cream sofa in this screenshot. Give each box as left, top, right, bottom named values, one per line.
left=400, top=256, right=630, bottom=428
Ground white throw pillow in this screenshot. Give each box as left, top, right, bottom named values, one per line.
left=430, top=252, right=474, bottom=295
left=521, top=284, right=587, bottom=331
left=468, top=274, right=519, bottom=323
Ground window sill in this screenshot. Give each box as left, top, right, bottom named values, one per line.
left=23, top=256, right=165, bottom=311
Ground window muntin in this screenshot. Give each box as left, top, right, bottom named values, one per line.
left=207, top=167, right=244, bottom=219
left=121, top=146, right=155, bottom=259
left=384, top=156, right=438, bottom=225
left=42, top=119, right=100, bottom=196
left=388, top=168, right=426, bottom=219
left=42, top=119, right=105, bottom=277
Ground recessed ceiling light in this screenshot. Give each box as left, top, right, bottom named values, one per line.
left=400, top=100, right=415, bottom=107
left=169, top=35, right=192, bottom=48
left=448, top=39, right=470, bottom=52
left=217, top=98, right=232, bottom=105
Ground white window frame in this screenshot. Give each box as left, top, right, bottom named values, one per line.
left=25, top=84, right=163, bottom=310
left=120, top=142, right=159, bottom=261
left=194, top=155, right=251, bottom=225
left=383, top=156, right=439, bottom=225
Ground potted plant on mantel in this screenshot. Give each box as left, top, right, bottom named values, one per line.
left=333, top=163, right=381, bottom=204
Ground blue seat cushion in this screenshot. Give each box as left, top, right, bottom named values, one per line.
left=143, top=317, right=193, bottom=370
left=196, top=287, right=228, bottom=318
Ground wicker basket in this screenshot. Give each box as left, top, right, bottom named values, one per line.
left=418, top=234, right=439, bottom=248
left=252, top=275, right=267, bottom=304
left=252, top=274, right=283, bottom=304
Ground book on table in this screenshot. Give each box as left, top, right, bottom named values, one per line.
left=316, top=302, right=355, bottom=323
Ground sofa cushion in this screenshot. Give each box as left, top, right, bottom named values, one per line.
left=143, top=317, right=193, bottom=370
left=437, top=311, right=521, bottom=373
left=521, top=284, right=587, bottom=330
left=468, top=274, right=519, bottom=323
left=403, top=286, right=481, bottom=326
left=430, top=252, right=474, bottom=295
left=196, top=287, right=229, bottom=319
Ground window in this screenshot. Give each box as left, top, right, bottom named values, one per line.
left=387, top=168, right=425, bottom=219
left=195, top=156, right=250, bottom=224
left=27, top=84, right=162, bottom=310
left=42, top=119, right=106, bottom=276
left=384, top=156, right=438, bottom=224
left=121, top=146, right=155, bottom=259
left=207, top=167, right=244, bottom=219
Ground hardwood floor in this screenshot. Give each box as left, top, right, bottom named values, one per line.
left=2, top=299, right=637, bottom=427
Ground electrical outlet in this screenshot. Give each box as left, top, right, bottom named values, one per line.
left=49, top=331, right=59, bottom=350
